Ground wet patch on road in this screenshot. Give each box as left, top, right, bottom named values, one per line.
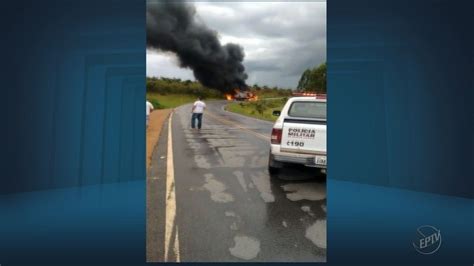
left=194, top=155, right=211, bottom=169
left=250, top=171, right=275, bottom=203
left=230, top=222, right=238, bottom=231
left=171, top=105, right=327, bottom=261
left=217, top=147, right=255, bottom=168
left=225, top=211, right=236, bottom=217
left=233, top=171, right=248, bottom=192
left=224, top=210, right=243, bottom=228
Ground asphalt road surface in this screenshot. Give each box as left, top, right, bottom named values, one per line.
left=147, top=100, right=326, bottom=262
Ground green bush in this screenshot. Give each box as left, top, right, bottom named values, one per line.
left=255, top=101, right=267, bottom=115
left=148, top=98, right=163, bottom=109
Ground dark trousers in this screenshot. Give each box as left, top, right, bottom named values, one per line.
left=191, top=113, right=203, bottom=129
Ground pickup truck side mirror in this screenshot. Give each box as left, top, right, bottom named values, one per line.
left=272, top=110, right=281, bottom=116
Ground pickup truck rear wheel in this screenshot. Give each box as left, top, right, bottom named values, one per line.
left=268, top=152, right=281, bottom=176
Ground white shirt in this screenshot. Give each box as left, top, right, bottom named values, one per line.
left=146, top=101, right=154, bottom=116
left=193, top=100, right=206, bottom=113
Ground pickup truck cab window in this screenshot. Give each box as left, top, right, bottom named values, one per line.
left=288, top=101, right=326, bottom=120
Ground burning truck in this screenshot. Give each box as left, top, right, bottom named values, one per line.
left=225, top=89, right=258, bottom=101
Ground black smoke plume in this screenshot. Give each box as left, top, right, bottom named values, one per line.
left=147, top=2, right=248, bottom=92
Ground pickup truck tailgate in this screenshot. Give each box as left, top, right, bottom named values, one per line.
left=281, top=120, right=326, bottom=154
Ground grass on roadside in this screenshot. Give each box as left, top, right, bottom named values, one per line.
left=254, top=90, right=291, bottom=99
left=226, top=98, right=288, bottom=122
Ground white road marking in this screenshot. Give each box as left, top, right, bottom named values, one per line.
left=164, top=112, right=180, bottom=262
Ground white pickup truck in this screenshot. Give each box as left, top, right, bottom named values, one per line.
left=268, top=96, right=327, bottom=176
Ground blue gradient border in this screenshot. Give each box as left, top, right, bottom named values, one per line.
left=327, top=0, right=473, bottom=264
left=0, top=0, right=146, bottom=264
left=328, top=0, right=472, bottom=198
left=0, top=0, right=472, bottom=265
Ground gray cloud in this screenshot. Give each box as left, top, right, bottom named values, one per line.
left=147, top=2, right=326, bottom=89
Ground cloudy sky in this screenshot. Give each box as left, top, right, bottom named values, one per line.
left=146, top=1, right=326, bottom=89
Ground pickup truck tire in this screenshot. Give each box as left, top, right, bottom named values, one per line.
left=268, top=165, right=280, bottom=176
left=268, top=153, right=282, bottom=176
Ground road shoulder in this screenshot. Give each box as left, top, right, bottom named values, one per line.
left=146, top=114, right=171, bottom=262
left=147, top=109, right=172, bottom=169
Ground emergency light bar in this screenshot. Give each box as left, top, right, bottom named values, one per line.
left=292, top=92, right=327, bottom=99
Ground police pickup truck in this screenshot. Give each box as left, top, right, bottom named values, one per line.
left=268, top=96, right=326, bottom=176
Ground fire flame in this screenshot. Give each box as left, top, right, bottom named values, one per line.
left=248, top=94, right=258, bottom=101
left=225, top=89, right=259, bottom=101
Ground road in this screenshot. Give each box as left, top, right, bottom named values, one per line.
left=147, top=100, right=327, bottom=262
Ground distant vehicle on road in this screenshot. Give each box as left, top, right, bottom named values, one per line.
left=268, top=96, right=327, bottom=177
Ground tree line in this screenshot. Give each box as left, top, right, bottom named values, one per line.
left=296, top=62, right=326, bottom=93
left=147, top=62, right=326, bottom=98
left=146, top=77, right=292, bottom=97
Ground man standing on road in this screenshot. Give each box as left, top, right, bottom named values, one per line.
left=146, top=99, right=154, bottom=129
left=191, top=96, right=206, bottom=130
